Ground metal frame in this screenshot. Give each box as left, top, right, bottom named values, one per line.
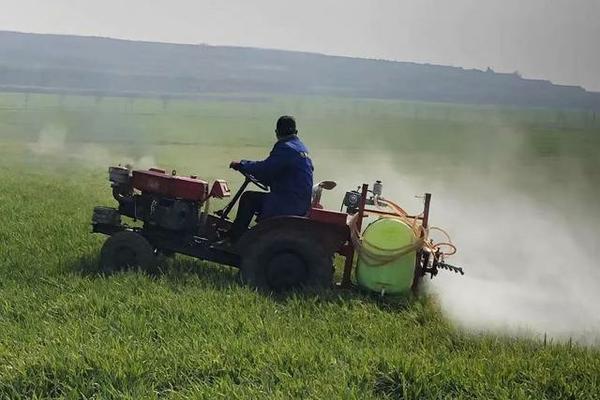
left=338, top=184, right=432, bottom=292
left=339, top=183, right=368, bottom=288
left=411, top=193, right=431, bottom=293
left=217, top=178, right=251, bottom=220
left=92, top=223, right=241, bottom=267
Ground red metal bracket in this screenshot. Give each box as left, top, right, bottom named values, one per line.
left=340, top=183, right=369, bottom=288
left=411, top=193, right=432, bottom=293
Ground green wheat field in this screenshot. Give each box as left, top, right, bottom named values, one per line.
left=1, top=92, right=599, bottom=399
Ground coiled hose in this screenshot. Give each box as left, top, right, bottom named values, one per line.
left=349, top=197, right=456, bottom=267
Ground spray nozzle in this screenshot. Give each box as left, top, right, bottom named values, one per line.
left=373, top=180, right=383, bottom=197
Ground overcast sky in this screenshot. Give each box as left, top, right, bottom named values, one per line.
left=1, top=0, right=598, bottom=91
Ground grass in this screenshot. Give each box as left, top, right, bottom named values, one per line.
left=0, top=93, right=599, bottom=398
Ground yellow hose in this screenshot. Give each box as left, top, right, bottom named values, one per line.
left=428, top=226, right=457, bottom=256
left=349, top=197, right=456, bottom=267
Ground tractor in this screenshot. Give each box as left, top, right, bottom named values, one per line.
left=92, top=165, right=463, bottom=293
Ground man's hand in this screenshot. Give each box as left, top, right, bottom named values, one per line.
left=229, top=161, right=241, bottom=171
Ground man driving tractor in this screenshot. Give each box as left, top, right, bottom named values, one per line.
left=93, top=115, right=463, bottom=291
left=225, top=115, right=314, bottom=243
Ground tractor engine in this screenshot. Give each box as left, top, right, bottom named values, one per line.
left=106, top=166, right=209, bottom=232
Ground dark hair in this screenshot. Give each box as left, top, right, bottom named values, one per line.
left=276, top=115, right=297, bottom=137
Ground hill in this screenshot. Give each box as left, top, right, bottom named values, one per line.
left=1, top=30, right=599, bottom=111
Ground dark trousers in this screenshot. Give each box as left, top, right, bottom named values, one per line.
left=230, top=191, right=266, bottom=241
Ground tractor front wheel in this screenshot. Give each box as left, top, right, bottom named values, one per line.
left=240, top=229, right=334, bottom=292
left=100, top=231, right=157, bottom=274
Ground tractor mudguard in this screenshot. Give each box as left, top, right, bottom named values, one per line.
left=235, top=216, right=349, bottom=291
left=235, top=216, right=349, bottom=257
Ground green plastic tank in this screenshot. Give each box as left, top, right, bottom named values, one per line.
left=356, top=218, right=417, bottom=295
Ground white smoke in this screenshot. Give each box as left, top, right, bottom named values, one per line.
left=314, top=141, right=600, bottom=344
left=429, top=180, right=600, bottom=344
left=28, top=123, right=157, bottom=169
left=28, top=123, right=67, bottom=155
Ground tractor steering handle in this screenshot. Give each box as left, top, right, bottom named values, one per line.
left=241, top=171, right=269, bottom=191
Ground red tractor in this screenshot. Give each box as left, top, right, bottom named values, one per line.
left=92, top=166, right=462, bottom=292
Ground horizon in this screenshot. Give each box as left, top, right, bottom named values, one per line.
left=3, top=29, right=597, bottom=95
left=1, top=0, right=598, bottom=92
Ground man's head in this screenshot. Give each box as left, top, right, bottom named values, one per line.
left=275, top=115, right=297, bottom=139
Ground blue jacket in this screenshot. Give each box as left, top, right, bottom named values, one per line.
left=239, top=135, right=314, bottom=219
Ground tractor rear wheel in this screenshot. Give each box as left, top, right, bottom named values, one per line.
left=100, top=231, right=157, bottom=274
left=240, top=229, right=334, bottom=291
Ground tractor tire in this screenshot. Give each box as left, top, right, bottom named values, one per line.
left=100, top=231, right=157, bottom=274
left=240, top=228, right=334, bottom=292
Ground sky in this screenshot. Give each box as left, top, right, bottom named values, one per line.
left=1, top=0, right=599, bottom=91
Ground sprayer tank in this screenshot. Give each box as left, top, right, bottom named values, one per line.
left=356, top=218, right=417, bottom=295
